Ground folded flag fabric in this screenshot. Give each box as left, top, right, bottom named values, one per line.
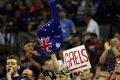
left=37, top=0, right=63, bottom=53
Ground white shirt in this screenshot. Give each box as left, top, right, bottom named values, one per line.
left=86, top=19, right=100, bottom=39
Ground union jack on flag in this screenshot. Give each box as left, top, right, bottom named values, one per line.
left=37, top=0, right=63, bottom=53
left=38, top=37, right=52, bottom=53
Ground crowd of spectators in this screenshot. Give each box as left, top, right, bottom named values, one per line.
left=0, top=0, right=120, bottom=80
left=0, top=0, right=112, bottom=49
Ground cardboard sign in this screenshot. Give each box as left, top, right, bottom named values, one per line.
left=63, top=45, right=91, bottom=73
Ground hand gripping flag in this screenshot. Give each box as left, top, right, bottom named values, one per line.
left=37, top=0, right=63, bottom=53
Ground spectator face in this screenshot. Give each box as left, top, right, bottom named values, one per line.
left=56, top=74, right=67, bottom=80
left=84, top=16, right=90, bottom=24
left=43, top=60, right=55, bottom=71
left=113, top=38, right=120, bottom=48
left=72, top=36, right=81, bottom=46
left=80, top=69, right=93, bottom=80
left=116, top=38, right=120, bottom=48
left=24, top=42, right=34, bottom=52
left=114, top=61, right=120, bottom=74
left=59, top=10, right=66, bottom=19
left=22, top=69, right=34, bottom=80
left=6, top=59, right=20, bottom=75
left=114, top=32, right=120, bottom=39
left=97, top=71, right=109, bottom=80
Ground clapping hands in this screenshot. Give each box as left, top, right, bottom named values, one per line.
left=104, top=41, right=111, bottom=50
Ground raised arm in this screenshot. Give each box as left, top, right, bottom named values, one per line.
left=99, top=41, right=111, bottom=64
left=51, top=53, right=61, bottom=72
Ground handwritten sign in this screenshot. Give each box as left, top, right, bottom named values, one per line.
left=63, top=45, right=91, bottom=72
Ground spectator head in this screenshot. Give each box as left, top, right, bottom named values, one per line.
left=38, top=71, right=56, bottom=80
left=6, top=55, right=20, bottom=75
left=95, top=64, right=109, bottom=80
left=91, top=33, right=98, bottom=39
left=83, top=11, right=93, bottom=24
left=80, top=68, right=94, bottom=80
left=56, top=69, right=69, bottom=80
left=57, top=7, right=66, bottom=19
left=95, top=64, right=103, bottom=79
left=56, top=73, right=68, bottom=80
left=71, top=34, right=82, bottom=47
left=24, top=42, right=34, bottom=53
left=22, top=68, right=35, bottom=80
left=97, top=71, right=109, bottom=80
left=41, top=8, right=50, bottom=21
left=114, top=32, right=120, bottom=39
left=110, top=37, right=120, bottom=50
left=42, top=58, right=55, bottom=71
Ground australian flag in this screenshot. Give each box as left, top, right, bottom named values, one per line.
left=37, top=0, right=63, bottom=54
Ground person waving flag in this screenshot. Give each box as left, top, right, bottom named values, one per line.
left=37, top=0, right=63, bottom=54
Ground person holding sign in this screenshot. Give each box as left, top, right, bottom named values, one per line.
left=51, top=54, right=71, bottom=80
left=63, top=45, right=93, bottom=80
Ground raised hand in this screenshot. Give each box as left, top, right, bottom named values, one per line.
left=104, top=41, right=111, bottom=50
left=110, top=38, right=120, bottom=48
left=7, top=67, right=14, bottom=76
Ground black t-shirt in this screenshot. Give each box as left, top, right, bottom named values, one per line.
left=103, top=50, right=116, bottom=72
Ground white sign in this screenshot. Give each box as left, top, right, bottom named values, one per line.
left=63, top=45, right=91, bottom=73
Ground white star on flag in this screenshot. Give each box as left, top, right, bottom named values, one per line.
left=52, top=31, right=54, bottom=33
left=55, top=43, right=61, bottom=48
left=58, top=26, right=61, bottom=28
left=47, top=23, right=50, bottom=26
left=44, top=29, right=46, bottom=31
